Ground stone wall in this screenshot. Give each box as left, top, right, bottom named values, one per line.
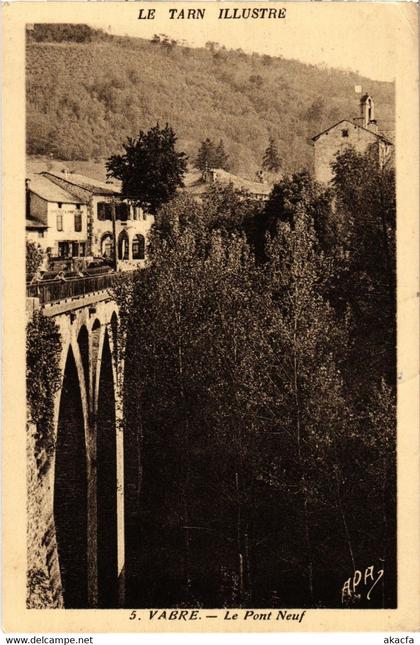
left=313, top=122, right=389, bottom=184
left=27, top=421, right=63, bottom=608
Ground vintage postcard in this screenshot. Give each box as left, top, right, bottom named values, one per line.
left=2, top=0, right=419, bottom=634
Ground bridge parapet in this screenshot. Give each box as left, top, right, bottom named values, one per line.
left=26, top=271, right=135, bottom=306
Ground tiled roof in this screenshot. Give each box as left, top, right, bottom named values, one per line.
left=184, top=168, right=272, bottom=196
left=42, top=171, right=121, bottom=197
left=27, top=174, right=85, bottom=204
left=26, top=217, right=48, bottom=229
left=312, top=119, right=393, bottom=145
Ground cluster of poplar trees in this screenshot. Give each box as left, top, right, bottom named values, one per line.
left=116, top=145, right=396, bottom=609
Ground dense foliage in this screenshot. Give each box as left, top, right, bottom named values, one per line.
left=106, top=124, right=188, bottom=213
left=26, top=312, right=62, bottom=473
left=116, top=146, right=396, bottom=609
left=26, top=26, right=394, bottom=175
left=26, top=240, right=44, bottom=276
left=262, top=137, right=282, bottom=173
left=331, top=146, right=396, bottom=387
left=27, top=24, right=108, bottom=44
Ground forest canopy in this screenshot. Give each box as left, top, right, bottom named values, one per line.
left=117, top=146, right=396, bottom=609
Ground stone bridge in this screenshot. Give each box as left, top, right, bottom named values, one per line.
left=27, top=274, right=130, bottom=609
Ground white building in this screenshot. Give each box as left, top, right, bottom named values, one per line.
left=42, top=171, right=154, bottom=269
left=26, top=174, right=88, bottom=258
left=26, top=171, right=155, bottom=270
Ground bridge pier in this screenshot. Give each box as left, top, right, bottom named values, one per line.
left=114, top=364, right=126, bottom=607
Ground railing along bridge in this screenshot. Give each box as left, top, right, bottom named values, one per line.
left=26, top=271, right=133, bottom=306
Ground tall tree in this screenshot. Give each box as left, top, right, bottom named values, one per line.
left=196, top=138, right=230, bottom=172
left=215, top=139, right=230, bottom=171
left=106, top=123, right=187, bottom=213
left=262, top=137, right=282, bottom=173
left=331, top=145, right=396, bottom=390
left=263, top=212, right=353, bottom=604
left=195, top=138, right=216, bottom=172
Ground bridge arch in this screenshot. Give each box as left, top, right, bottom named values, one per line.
left=110, top=312, right=119, bottom=368
left=90, top=319, right=102, bottom=408
left=77, top=325, right=90, bottom=402
left=96, top=328, right=118, bottom=607
left=53, top=345, right=88, bottom=608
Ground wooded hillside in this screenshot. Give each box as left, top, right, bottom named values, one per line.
left=26, top=24, right=395, bottom=176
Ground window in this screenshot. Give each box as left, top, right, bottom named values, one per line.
left=132, top=234, right=145, bottom=260
left=80, top=243, right=86, bottom=257
left=137, top=206, right=144, bottom=220
left=58, top=202, right=62, bottom=208
left=341, top=129, right=349, bottom=138
left=38, top=231, right=44, bottom=239
left=76, top=203, right=81, bottom=210
left=117, top=203, right=128, bottom=222
left=74, top=213, right=82, bottom=232
left=72, top=242, right=79, bottom=257
left=58, top=242, right=69, bottom=258
left=97, top=202, right=106, bottom=221
left=57, top=214, right=63, bottom=231
left=97, top=202, right=112, bottom=221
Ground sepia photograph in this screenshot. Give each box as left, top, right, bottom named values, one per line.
left=2, top=0, right=419, bottom=633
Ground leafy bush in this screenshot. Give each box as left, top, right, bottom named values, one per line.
left=26, top=312, right=62, bottom=472
left=26, top=240, right=44, bottom=276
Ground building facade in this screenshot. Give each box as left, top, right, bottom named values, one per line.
left=312, top=94, right=393, bottom=184
left=26, top=171, right=154, bottom=270
left=26, top=174, right=89, bottom=258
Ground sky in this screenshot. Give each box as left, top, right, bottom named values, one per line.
left=89, top=2, right=401, bottom=82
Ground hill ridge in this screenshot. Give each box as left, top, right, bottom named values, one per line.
left=26, top=32, right=395, bottom=176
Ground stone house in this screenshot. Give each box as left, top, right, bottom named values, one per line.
left=312, top=94, right=393, bottom=184
left=26, top=174, right=89, bottom=258
left=184, top=167, right=272, bottom=201
left=39, top=171, right=154, bottom=269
